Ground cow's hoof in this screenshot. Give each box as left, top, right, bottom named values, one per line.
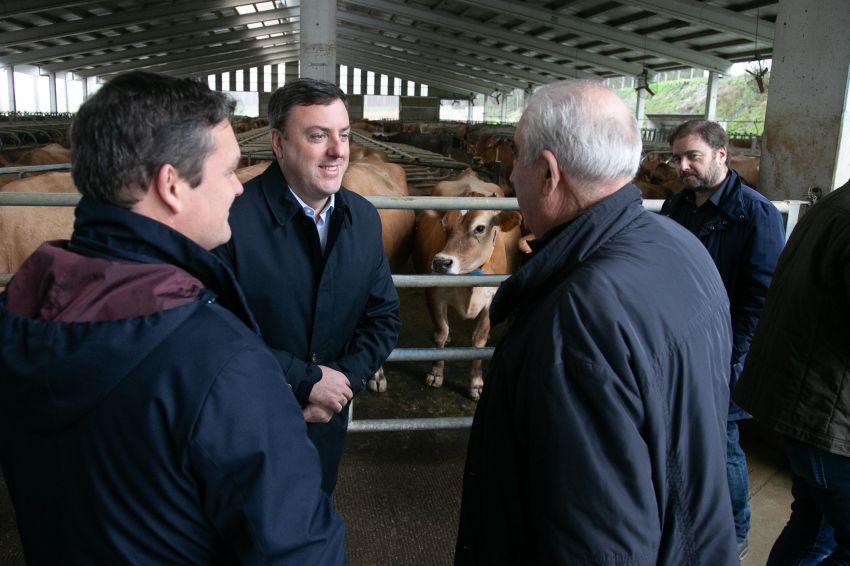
left=469, top=384, right=483, bottom=401
left=425, top=372, right=444, bottom=388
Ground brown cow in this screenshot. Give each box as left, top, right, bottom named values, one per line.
left=729, top=154, right=760, bottom=188
left=0, top=172, right=77, bottom=277
left=341, top=158, right=414, bottom=393
left=343, top=159, right=414, bottom=272
left=0, top=162, right=273, bottom=280
left=413, top=171, right=522, bottom=400
left=477, top=136, right=515, bottom=194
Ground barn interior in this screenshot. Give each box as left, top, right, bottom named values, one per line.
left=2, top=1, right=850, bottom=564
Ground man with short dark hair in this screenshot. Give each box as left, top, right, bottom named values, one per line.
left=216, top=78, right=400, bottom=495
left=455, top=80, right=738, bottom=565
left=662, top=118, right=786, bottom=560
left=0, top=70, right=346, bottom=565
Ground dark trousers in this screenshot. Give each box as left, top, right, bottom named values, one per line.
left=767, top=437, right=850, bottom=566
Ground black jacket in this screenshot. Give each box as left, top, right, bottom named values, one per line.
left=456, top=185, right=738, bottom=565
left=661, top=171, right=785, bottom=419
left=216, top=161, right=400, bottom=492
left=735, top=181, right=850, bottom=457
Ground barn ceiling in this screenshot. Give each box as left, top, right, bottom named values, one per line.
left=0, top=0, right=779, bottom=97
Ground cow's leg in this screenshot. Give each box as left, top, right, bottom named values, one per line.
left=425, top=291, right=449, bottom=388
left=367, top=366, right=387, bottom=393
left=468, top=307, right=491, bottom=401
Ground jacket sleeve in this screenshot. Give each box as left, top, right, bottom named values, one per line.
left=327, top=236, right=401, bottom=396
left=729, top=202, right=785, bottom=382
left=189, top=344, right=346, bottom=564
left=212, top=241, right=323, bottom=406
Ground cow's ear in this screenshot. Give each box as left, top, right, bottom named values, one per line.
left=495, top=211, right=522, bottom=232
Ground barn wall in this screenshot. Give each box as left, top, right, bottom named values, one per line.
left=399, top=96, right=440, bottom=122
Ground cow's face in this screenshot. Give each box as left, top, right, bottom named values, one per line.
left=271, top=98, right=350, bottom=210
left=431, top=205, right=521, bottom=274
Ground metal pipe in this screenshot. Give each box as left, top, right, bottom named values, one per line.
left=386, top=347, right=494, bottom=362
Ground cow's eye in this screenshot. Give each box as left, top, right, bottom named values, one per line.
left=473, top=225, right=486, bottom=235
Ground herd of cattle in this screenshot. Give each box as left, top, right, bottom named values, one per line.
left=0, top=120, right=763, bottom=399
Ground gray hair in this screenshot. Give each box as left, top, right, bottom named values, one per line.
left=516, top=80, right=641, bottom=185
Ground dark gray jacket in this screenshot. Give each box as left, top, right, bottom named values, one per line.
left=735, top=181, right=850, bottom=457
left=456, top=184, right=738, bottom=565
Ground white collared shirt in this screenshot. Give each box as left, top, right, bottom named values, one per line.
left=289, top=187, right=335, bottom=252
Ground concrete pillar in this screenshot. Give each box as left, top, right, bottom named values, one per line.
left=284, top=60, right=298, bottom=85
left=300, top=0, right=336, bottom=83
left=269, top=65, right=278, bottom=91
left=761, top=0, right=850, bottom=198
left=467, top=95, right=474, bottom=122
left=704, top=71, right=719, bottom=121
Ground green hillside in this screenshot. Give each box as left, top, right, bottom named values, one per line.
left=615, top=73, right=770, bottom=135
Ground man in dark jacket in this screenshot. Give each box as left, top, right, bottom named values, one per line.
left=455, top=81, right=738, bottom=565
left=661, top=119, right=785, bottom=559
left=0, top=71, right=346, bottom=565
left=734, top=179, right=850, bottom=565
left=216, top=78, right=400, bottom=494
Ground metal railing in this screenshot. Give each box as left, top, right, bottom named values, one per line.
left=0, top=190, right=810, bottom=432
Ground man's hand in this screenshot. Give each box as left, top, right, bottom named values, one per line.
left=302, top=403, right=333, bottom=423
left=308, top=365, right=353, bottom=413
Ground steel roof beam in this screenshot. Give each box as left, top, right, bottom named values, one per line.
left=629, top=0, right=774, bottom=42
left=79, top=42, right=299, bottom=78
left=0, top=1, right=100, bottom=18
left=337, top=53, right=480, bottom=97
left=0, top=7, right=300, bottom=67
left=0, top=0, right=255, bottom=48
left=42, top=21, right=299, bottom=73
left=116, top=45, right=301, bottom=79
left=453, top=0, right=732, bottom=74
left=342, top=0, right=645, bottom=77
left=338, top=41, right=506, bottom=94
left=337, top=30, right=527, bottom=90
left=337, top=12, right=597, bottom=82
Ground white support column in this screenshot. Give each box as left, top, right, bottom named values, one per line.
left=635, top=87, right=647, bottom=132
left=500, top=92, right=507, bottom=122
left=45, top=71, right=58, bottom=113
left=704, top=71, right=719, bottom=121
left=761, top=0, right=850, bottom=198
left=300, top=0, right=336, bottom=83
left=5, top=66, right=15, bottom=112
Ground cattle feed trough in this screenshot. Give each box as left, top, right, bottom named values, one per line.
left=0, top=186, right=810, bottom=432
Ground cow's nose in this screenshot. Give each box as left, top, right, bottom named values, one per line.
left=432, top=257, right=453, bottom=273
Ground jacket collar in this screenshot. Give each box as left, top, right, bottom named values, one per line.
left=670, top=169, right=749, bottom=224
left=259, top=160, right=352, bottom=229
left=68, top=196, right=259, bottom=332
left=490, top=183, right=645, bottom=325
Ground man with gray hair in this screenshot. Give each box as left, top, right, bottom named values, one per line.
left=455, top=80, right=738, bottom=565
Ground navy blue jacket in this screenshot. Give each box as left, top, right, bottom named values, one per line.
left=456, top=185, right=738, bottom=565
left=661, top=170, right=785, bottom=420
left=216, top=161, right=400, bottom=493
left=0, top=198, right=346, bottom=565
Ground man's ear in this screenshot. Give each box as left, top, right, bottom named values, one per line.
left=270, top=128, right=285, bottom=160
left=716, top=145, right=728, bottom=165
left=153, top=163, right=183, bottom=214
left=540, top=149, right=561, bottom=195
